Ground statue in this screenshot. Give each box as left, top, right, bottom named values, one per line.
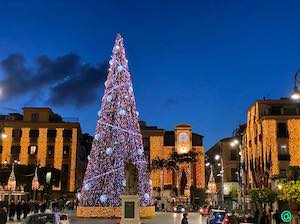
left=124, top=160, right=138, bottom=195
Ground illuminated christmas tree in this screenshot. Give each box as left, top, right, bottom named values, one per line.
left=79, top=33, right=152, bottom=207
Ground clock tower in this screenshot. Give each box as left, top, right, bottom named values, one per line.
left=175, top=124, right=192, bottom=154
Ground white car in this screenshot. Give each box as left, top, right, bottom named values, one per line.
left=23, top=213, right=71, bottom=224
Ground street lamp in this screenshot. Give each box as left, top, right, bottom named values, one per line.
left=215, top=154, right=224, bottom=207
left=291, top=70, right=300, bottom=100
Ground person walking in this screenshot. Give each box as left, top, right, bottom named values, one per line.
left=16, top=201, right=22, bottom=221
left=0, top=207, right=7, bottom=224
left=22, top=200, right=29, bottom=219
left=8, top=201, right=16, bottom=221
left=181, top=213, right=188, bottom=224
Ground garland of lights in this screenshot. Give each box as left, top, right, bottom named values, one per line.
left=79, top=33, right=153, bottom=207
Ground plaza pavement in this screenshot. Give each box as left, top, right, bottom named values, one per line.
left=7, top=211, right=207, bottom=224
left=71, top=212, right=207, bottom=224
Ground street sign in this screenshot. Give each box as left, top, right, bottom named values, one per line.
left=281, top=210, right=292, bottom=223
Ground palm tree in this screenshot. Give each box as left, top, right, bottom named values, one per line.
left=151, top=157, right=178, bottom=199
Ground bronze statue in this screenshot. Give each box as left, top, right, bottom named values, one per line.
left=124, top=159, right=138, bottom=195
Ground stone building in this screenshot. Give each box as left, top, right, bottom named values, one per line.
left=243, top=98, right=300, bottom=189
left=0, top=107, right=85, bottom=194
left=139, top=121, right=205, bottom=200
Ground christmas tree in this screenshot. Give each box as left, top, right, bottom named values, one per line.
left=79, top=33, right=152, bottom=207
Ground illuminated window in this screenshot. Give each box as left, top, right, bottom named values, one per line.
left=63, top=146, right=70, bottom=157
left=28, top=145, right=38, bottom=154
left=279, top=144, right=288, bottom=155
left=47, top=146, right=54, bottom=156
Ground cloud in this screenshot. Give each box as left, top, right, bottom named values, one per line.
left=0, top=53, right=108, bottom=107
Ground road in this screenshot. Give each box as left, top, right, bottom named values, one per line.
left=71, top=212, right=208, bottom=224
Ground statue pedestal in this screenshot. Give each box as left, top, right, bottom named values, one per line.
left=120, top=195, right=141, bottom=224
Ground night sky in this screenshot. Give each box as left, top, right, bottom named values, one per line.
left=0, top=0, right=300, bottom=149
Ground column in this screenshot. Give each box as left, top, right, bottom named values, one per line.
left=37, top=128, right=48, bottom=166
left=1, top=128, right=12, bottom=163
left=19, top=128, right=30, bottom=165
left=54, top=128, right=63, bottom=190
left=69, top=128, right=77, bottom=192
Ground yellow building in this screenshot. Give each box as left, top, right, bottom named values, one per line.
left=244, top=98, right=300, bottom=189
left=0, top=107, right=84, bottom=193
left=140, top=122, right=205, bottom=199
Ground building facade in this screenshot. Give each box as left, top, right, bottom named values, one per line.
left=243, top=98, right=300, bottom=189
left=0, top=108, right=84, bottom=193
left=206, top=137, right=241, bottom=207
left=140, top=122, right=205, bottom=199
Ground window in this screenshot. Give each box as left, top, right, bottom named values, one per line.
left=47, top=146, right=54, bottom=156
left=270, top=106, right=282, bottom=115
left=29, top=129, right=39, bottom=138
left=12, top=129, right=22, bottom=139
left=47, top=130, right=57, bottom=138
left=63, top=129, right=72, bottom=138
left=284, top=107, right=297, bottom=115
left=28, top=145, right=38, bottom=154
left=231, top=168, right=238, bottom=182
left=230, top=150, right=238, bottom=160
left=277, top=123, right=288, bottom=138
left=63, top=146, right=70, bottom=156
left=279, top=144, right=288, bottom=155
left=31, top=113, right=39, bottom=122
left=11, top=146, right=21, bottom=154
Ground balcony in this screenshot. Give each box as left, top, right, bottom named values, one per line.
left=278, top=154, right=290, bottom=161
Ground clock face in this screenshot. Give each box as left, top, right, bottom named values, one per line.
left=179, top=132, right=188, bottom=142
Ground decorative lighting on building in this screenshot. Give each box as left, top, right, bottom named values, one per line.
left=32, top=167, right=39, bottom=190
left=7, top=164, right=16, bottom=191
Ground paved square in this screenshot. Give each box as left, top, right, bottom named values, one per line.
left=71, top=212, right=207, bottom=224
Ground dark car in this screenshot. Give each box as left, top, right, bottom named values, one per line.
left=207, top=209, right=226, bottom=224
left=173, top=204, right=187, bottom=213
left=23, top=213, right=57, bottom=224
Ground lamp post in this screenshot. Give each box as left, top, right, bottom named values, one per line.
left=215, top=153, right=224, bottom=207
left=230, top=137, right=246, bottom=214
left=291, top=69, right=300, bottom=100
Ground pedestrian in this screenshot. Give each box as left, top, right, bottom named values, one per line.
left=16, top=201, right=22, bottom=221
left=8, top=201, right=15, bottom=221
left=40, top=201, right=47, bottom=213
left=274, top=210, right=280, bottom=224
left=0, top=207, right=7, bottom=224
left=22, top=200, right=29, bottom=219
left=181, top=213, right=188, bottom=224
left=58, top=198, right=64, bottom=212
left=33, top=201, right=39, bottom=213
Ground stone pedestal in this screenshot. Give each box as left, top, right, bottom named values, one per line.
left=120, top=195, right=141, bottom=224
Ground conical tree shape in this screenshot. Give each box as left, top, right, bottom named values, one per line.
left=79, top=33, right=152, bottom=207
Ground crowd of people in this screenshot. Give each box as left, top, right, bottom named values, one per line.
left=0, top=198, right=74, bottom=223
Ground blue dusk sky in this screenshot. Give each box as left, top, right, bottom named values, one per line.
left=0, top=0, right=299, bottom=149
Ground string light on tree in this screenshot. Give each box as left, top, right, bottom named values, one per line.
left=79, top=33, right=152, bottom=207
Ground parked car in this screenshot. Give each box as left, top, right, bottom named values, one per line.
left=173, top=204, right=187, bottom=213
left=239, top=215, right=255, bottom=224
left=200, top=206, right=210, bottom=216
left=22, top=213, right=71, bottom=224
left=207, top=209, right=226, bottom=224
